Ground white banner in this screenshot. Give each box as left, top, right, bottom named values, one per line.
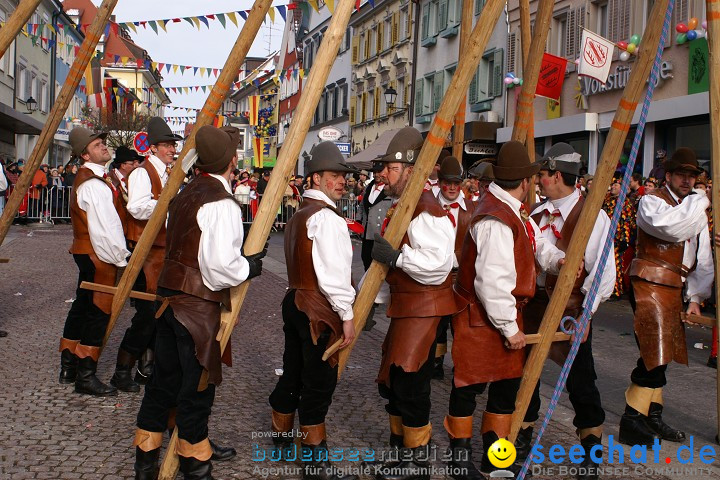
left=578, top=29, right=615, bottom=83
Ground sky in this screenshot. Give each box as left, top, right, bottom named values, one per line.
left=90, top=0, right=285, bottom=125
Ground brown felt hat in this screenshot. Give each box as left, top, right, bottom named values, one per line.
left=663, top=147, right=703, bottom=174
left=195, top=126, right=241, bottom=174
left=493, top=141, right=540, bottom=181
left=438, top=156, right=463, bottom=182
left=375, top=127, right=424, bottom=164
left=305, top=141, right=357, bottom=175
left=436, top=148, right=451, bottom=165
left=69, top=127, right=107, bottom=157
left=468, top=161, right=495, bottom=180
left=147, top=117, right=182, bottom=145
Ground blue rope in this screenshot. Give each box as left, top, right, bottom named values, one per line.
left=517, top=3, right=675, bottom=478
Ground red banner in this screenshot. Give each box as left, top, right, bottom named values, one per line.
left=535, top=53, right=567, bottom=101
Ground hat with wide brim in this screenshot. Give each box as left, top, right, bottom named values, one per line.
left=195, top=125, right=241, bottom=174
left=468, top=161, right=495, bottom=180
left=113, top=145, right=144, bottom=165
left=538, top=142, right=582, bottom=176
left=438, top=156, right=463, bottom=182
left=305, top=141, right=358, bottom=175
left=493, top=140, right=540, bottom=180
left=374, top=126, right=424, bottom=164
left=69, top=127, right=108, bottom=157
left=147, top=117, right=183, bottom=145
left=663, top=147, right=703, bottom=174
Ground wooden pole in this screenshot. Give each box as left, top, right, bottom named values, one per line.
left=451, top=0, right=473, bottom=160
left=105, top=0, right=274, bottom=351
left=326, top=0, right=507, bottom=373
left=0, top=0, right=43, bottom=58
left=518, top=0, right=536, bottom=204
left=705, top=0, right=720, bottom=440
left=157, top=0, right=358, bottom=476
left=508, top=0, right=671, bottom=442
left=0, top=0, right=119, bottom=246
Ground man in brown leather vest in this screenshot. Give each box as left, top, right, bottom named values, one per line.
left=446, top=141, right=567, bottom=478
left=433, top=156, right=477, bottom=381
left=525, top=143, right=615, bottom=480
left=619, top=148, right=713, bottom=447
left=133, top=125, right=265, bottom=480
left=268, top=141, right=358, bottom=480
left=109, top=145, right=142, bottom=208
left=59, top=127, right=130, bottom=397
left=112, top=117, right=183, bottom=393
left=369, top=127, right=456, bottom=480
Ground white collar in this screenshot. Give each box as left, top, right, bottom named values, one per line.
left=488, top=182, right=523, bottom=220
left=427, top=178, right=438, bottom=185
left=113, top=168, right=125, bottom=181
left=147, top=154, right=168, bottom=176
left=437, top=190, right=467, bottom=210
left=82, top=162, right=106, bottom=177
left=304, top=188, right=337, bottom=207
left=665, top=186, right=681, bottom=204
left=531, top=188, right=580, bottom=219
left=207, top=173, right=231, bottom=193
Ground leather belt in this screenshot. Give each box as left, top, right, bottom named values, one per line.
left=635, top=252, right=692, bottom=278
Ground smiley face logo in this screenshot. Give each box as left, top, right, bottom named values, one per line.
left=488, top=438, right=516, bottom=469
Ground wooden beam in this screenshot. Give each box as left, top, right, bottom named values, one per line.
left=0, top=258, right=8, bottom=264
left=705, top=0, right=720, bottom=439
left=106, top=0, right=275, bottom=356
left=518, top=0, right=537, bottom=205
left=326, top=0, right=508, bottom=374
left=157, top=0, right=359, bottom=476
left=79, top=282, right=158, bottom=302
left=0, top=0, right=119, bottom=246
left=0, top=0, right=43, bottom=58
left=509, top=0, right=671, bottom=442
left=451, top=0, right=473, bottom=160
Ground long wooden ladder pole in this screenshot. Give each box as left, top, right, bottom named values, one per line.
left=157, top=0, right=359, bottom=476
left=0, top=0, right=119, bottom=246
left=103, top=0, right=274, bottom=351
left=451, top=0, right=473, bottom=159
left=323, top=0, right=507, bottom=374
left=508, top=0, right=671, bottom=442
left=0, top=0, right=43, bottom=58
left=705, top=0, right=720, bottom=441
left=518, top=0, right=536, bottom=204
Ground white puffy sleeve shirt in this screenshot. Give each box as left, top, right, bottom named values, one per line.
left=126, top=155, right=168, bottom=220
left=196, top=174, right=251, bottom=290
left=394, top=211, right=455, bottom=285
left=303, top=189, right=356, bottom=322
left=74, top=163, right=130, bottom=267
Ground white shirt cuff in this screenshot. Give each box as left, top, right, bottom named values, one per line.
left=500, top=321, right=519, bottom=338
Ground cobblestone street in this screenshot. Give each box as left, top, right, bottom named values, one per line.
left=0, top=224, right=718, bottom=479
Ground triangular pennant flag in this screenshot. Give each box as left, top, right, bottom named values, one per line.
left=152, top=62, right=159, bottom=70
left=268, top=8, right=275, bottom=23
left=238, top=11, right=248, bottom=21
left=227, top=12, right=238, bottom=27
left=200, top=67, right=207, bottom=77
left=198, top=16, right=210, bottom=28
left=367, top=0, right=375, bottom=7
left=179, top=65, right=186, bottom=73
left=114, top=55, right=120, bottom=63
left=288, top=2, right=298, bottom=9
left=148, top=20, right=158, bottom=34
left=157, top=20, right=167, bottom=32
left=213, top=69, right=219, bottom=76
left=165, top=64, right=172, bottom=73
left=325, top=0, right=335, bottom=13
left=125, top=22, right=136, bottom=33
left=217, top=13, right=226, bottom=28
left=173, top=64, right=179, bottom=74
left=121, top=56, right=129, bottom=66
left=207, top=14, right=215, bottom=20
left=201, top=86, right=207, bottom=93
left=308, top=0, right=319, bottom=12
left=193, top=66, right=199, bottom=75
left=191, top=17, right=201, bottom=29
left=276, top=5, right=287, bottom=22
left=183, top=17, right=194, bottom=27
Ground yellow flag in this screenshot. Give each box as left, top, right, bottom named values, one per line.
left=326, top=0, right=335, bottom=13
left=308, top=0, right=319, bottom=11
left=227, top=12, right=238, bottom=27
left=268, top=8, right=276, bottom=23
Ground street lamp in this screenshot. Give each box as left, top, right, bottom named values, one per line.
left=25, top=96, right=38, bottom=113
left=284, top=123, right=290, bottom=135
left=383, top=86, right=406, bottom=113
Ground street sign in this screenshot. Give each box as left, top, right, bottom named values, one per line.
left=133, top=131, right=150, bottom=154
left=464, top=142, right=497, bottom=155
left=319, top=126, right=344, bottom=142
left=335, top=142, right=351, bottom=155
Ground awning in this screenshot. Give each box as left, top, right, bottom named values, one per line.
left=346, top=128, right=401, bottom=169
left=0, top=103, right=44, bottom=135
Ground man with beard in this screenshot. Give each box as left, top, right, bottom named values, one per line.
left=619, top=147, right=713, bottom=447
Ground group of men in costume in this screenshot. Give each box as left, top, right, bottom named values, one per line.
left=56, top=118, right=712, bottom=480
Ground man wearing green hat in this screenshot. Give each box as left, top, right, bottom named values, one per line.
left=133, top=125, right=265, bottom=480
left=268, top=141, right=358, bottom=480
left=619, top=147, right=713, bottom=447
left=59, top=127, right=129, bottom=396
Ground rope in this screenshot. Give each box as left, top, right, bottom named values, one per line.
left=517, top=2, right=675, bottom=478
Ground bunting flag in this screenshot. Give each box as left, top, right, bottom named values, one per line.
left=83, top=63, right=94, bottom=95
left=253, top=136, right=265, bottom=168
left=248, top=96, right=260, bottom=126
left=535, top=53, right=568, bottom=101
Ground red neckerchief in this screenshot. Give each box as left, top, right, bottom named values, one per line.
left=442, top=202, right=460, bottom=228
left=520, top=203, right=536, bottom=253
left=539, top=209, right=562, bottom=240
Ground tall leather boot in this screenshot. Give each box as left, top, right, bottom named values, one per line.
left=59, top=339, right=79, bottom=384
left=300, top=424, right=358, bottom=480
left=618, top=384, right=660, bottom=446
left=209, top=440, right=236, bottom=462
left=376, top=424, right=432, bottom=480
left=177, top=438, right=214, bottom=480
left=479, top=412, right=525, bottom=476
left=444, top=415, right=483, bottom=480
left=133, top=429, right=163, bottom=480
left=364, top=415, right=403, bottom=470
left=646, top=401, right=685, bottom=442
left=135, top=348, right=155, bottom=385
left=514, top=423, right=534, bottom=467
left=111, top=349, right=140, bottom=392
left=576, top=428, right=602, bottom=480
left=74, top=352, right=117, bottom=396
left=271, top=410, right=296, bottom=450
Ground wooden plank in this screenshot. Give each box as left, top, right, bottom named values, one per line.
left=0, top=0, right=43, bottom=58
left=451, top=0, right=473, bottom=159
left=79, top=281, right=159, bottom=302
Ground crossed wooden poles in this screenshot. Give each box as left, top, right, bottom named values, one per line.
left=0, top=0, right=711, bottom=477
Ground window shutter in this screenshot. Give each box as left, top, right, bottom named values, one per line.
left=492, top=49, right=504, bottom=97
left=361, top=92, right=367, bottom=121
left=374, top=87, right=380, bottom=118
left=406, top=7, right=412, bottom=38
left=392, top=13, right=399, bottom=45
left=439, top=0, right=448, bottom=32
left=422, top=3, right=430, bottom=39
left=474, top=0, right=483, bottom=16
left=469, top=70, right=478, bottom=104
left=619, top=0, right=630, bottom=43
left=364, top=33, right=370, bottom=59
left=352, top=36, right=359, bottom=64
left=415, top=81, right=423, bottom=116
left=377, top=23, right=383, bottom=53
left=478, top=60, right=488, bottom=99
left=565, top=9, right=576, bottom=58
left=506, top=32, right=516, bottom=74
left=433, top=71, right=443, bottom=111
left=405, top=81, right=411, bottom=110
left=349, top=95, right=356, bottom=126
left=675, top=0, right=688, bottom=28
left=576, top=6, right=586, bottom=53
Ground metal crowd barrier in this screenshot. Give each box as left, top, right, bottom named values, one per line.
left=234, top=193, right=360, bottom=228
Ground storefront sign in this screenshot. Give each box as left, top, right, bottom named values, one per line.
left=335, top=142, right=351, bottom=155
left=318, top=126, right=344, bottom=141
left=464, top=142, right=497, bottom=155
left=580, top=61, right=673, bottom=96
left=688, top=38, right=709, bottom=94
left=54, top=129, right=71, bottom=142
